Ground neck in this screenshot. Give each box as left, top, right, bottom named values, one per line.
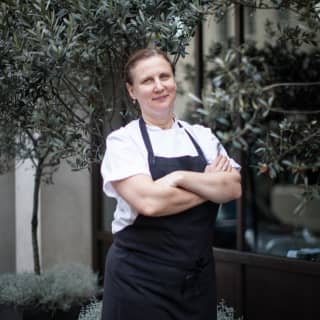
left=142, top=114, right=175, bottom=129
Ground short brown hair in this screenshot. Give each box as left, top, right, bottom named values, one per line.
left=124, top=48, right=175, bottom=85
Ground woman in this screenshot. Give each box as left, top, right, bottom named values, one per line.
left=101, top=47, right=241, bottom=320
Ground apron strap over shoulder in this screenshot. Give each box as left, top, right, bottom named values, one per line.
left=139, top=117, right=156, bottom=165
left=177, top=121, right=207, bottom=163
left=139, top=117, right=207, bottom=165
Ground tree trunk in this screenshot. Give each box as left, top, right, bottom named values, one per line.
left=31, top=163, right=43, bottom=275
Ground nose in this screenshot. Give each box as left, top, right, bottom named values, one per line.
left=153, top=78, right=164, bottom=92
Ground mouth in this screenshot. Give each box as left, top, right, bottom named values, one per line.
left=152, top=94, right=169, bottom=101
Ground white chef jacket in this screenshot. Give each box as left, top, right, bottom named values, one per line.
left=101, top=118, right=240, bottom=233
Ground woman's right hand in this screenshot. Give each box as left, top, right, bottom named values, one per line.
left=205, top=155, right=232, bottom=173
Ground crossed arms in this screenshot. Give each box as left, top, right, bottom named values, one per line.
left=112, top=155, right=242, bottom=217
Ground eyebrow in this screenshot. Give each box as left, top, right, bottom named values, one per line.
left=159, top=72, right=170, bottom=77
left=140, top=72, right=171, bottom=82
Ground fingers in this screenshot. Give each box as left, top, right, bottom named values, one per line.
left=222, top=159, right=234, bottom=172
left=215, top=155, right=229, bottom=171
left=210, top=155, right=221, bottom=167
left=205, top=155, right=233, bottom=172
left=219, top=156, right=229, bottom=171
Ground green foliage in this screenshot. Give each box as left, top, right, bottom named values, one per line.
left=0, top=0, right=213, bottom=173
left=0, top=1, right=84, bottom=180
left=189, top=43, right=274, bottom=150
left=0, top=264, right=99, bottom=312
left=189, top=41, right=320, bottom=205
left=217, top=300, right=242, bottom=320
left=255, top=118, right=320, bottom=182
left=78, top=298, right=102, bottom=320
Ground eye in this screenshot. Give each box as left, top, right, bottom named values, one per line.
left=160, top=73, right=170, bottom=80
left=142, top=78, right=153, bottom=84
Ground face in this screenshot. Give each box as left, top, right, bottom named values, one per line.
left=126, top=55, right=177, bottom=121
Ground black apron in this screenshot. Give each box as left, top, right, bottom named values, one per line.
left=102, top=118, right=219, bottom=320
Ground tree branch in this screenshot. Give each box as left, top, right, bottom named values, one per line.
left=262, top=81, right=320, bottom=92
left=270, top=108, right=320, bottom=114
left=279, top=128, right=320, bottom=162
left=51, top=85, right=87, bottom=124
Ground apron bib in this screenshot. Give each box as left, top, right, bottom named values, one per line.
left=102, top=118, right=219, bottom=320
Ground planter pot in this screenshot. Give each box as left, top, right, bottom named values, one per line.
left=20, top=308, right=51, bottom=320
left=0, top=305, right=22, bottom=320
left=0, top=304, right=82, bottom=320
left=52, top=306, right=82, bottom=320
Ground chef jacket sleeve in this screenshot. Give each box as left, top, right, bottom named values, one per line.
left=101, top=128, right=150, bottom=198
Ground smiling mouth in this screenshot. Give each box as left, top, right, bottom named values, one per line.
left=152, top=95, right=169, bottom=101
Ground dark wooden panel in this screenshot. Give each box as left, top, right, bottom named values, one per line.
left=214, top=248, right=320, bottom=320
left=245, top=266, right=320, bottom=320
left=214, top=248, right=320, bottom=276
left=215, top=260, right=244, bottom=318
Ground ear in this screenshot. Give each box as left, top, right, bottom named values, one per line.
left=126, top=82, right=136, bottom=100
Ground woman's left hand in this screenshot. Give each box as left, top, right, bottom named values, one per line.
left=205, top=155, right=232, bottom=173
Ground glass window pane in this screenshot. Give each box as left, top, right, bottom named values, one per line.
left=181, top=6, right=320, bottom=260
left=242, top=7, right=320, bottom=261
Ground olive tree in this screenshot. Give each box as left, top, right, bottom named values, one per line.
left=1, top=3, right=86, bottom=274
left=0, top=0, right=212, bottom=274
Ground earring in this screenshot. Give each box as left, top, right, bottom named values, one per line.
left=132, top=99, right=137, bottom=105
